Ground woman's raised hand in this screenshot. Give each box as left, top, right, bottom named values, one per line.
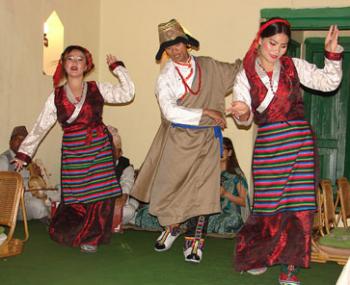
left=325, top=25, right=339, bottom=53
left=106, top=54, right=118, bottom=66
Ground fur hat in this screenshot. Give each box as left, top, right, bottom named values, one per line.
left=11, top=126, right=28, bottom=139
left=155, top=19, right=199, bottom=61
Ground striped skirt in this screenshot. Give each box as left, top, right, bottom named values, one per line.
left=235, top=120, right=316, bottom=271
left=61, top=127, right=121, bottom=204
left=252, top=120, right=316, bottom=214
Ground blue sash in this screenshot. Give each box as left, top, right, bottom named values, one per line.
left=171, top=123, right=223, bottom=157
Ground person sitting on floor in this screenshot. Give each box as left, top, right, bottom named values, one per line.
left=133, top=203, right=163, bottom=231
left=0, top=126, right=50, bottom=221
left=207, top=137, right=250, bottom=234
left=107, top=125, right=139, bottom=231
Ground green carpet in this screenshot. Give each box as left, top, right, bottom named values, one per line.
left=0, top=221, right=343, bottom=285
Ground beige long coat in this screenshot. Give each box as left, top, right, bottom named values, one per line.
left=132, top=56, right=241, bottom=226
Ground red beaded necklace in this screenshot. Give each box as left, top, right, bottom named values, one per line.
left=174, top=59, right=202, bottom=97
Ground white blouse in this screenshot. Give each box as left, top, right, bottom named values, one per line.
left=18, top=66, right=135, bottom=159
left=156, top=56, right=203, bottom=125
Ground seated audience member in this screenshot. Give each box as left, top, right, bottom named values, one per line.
left=107, top=126, right=139, bottom=229
left=0, top=126, right=50, bottom=221
left=134, top=204, right=162, bottom=231
left=207, top=137, right=250, bottom=234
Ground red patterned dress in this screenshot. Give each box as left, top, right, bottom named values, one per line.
left=16, top=65, right=134, bottom=247
left=233, top=50, right=342, bottom=271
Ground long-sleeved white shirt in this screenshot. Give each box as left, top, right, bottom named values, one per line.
left=156, top=56, right=203, bottom=125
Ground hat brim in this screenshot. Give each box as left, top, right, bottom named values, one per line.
left=155, top=34, right=199, bottom=61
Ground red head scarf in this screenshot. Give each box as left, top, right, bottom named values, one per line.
left=243, top=18, right=290, bottom=71
left=53, top=46, right=94, bottom=88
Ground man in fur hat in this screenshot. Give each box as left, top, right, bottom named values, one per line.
left=131, top=19, right=241, bottom=263
left=0, top=126, right=49, bottom=221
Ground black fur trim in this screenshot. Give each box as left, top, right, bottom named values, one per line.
left=155, top=34, right=199, bottom=61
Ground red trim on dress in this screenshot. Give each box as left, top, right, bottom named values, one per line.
left=15, top=152, right=32, bottom=164
left=109, top=61, right=125, bottom=71
left=325, top=50, right=343, bottom=61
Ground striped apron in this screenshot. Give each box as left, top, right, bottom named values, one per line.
left=61, top=126, right=121, bottom=204
left=252, top=120, right=316, bottom=214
